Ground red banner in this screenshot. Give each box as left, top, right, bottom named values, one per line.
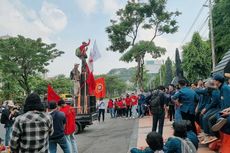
left=47, top=84, right=61, bottom=103
left=94, top=77, right=106, bottom=98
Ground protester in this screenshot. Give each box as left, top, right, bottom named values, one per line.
left=114, top=98, right=118, bottom=118
left=197, top=80, right=220, bottom=144
left=131, top=93, right=138, bottom=119
left=107, top=99, right=114, bottom=118
left=58, top=99, right=78, bottom=153
left=150, top=86, right=166, bottom=136
left=168, top=84, right=176, bottom=122
left=211, top=74, right=230, bottom=133
left=49, top=102, right=70, bottom=153
left=130, top=132, right=164, bottom=153
left=138, top=91, right=146, bottom=118
left=10, top=93, right=53, bottom=152
left=125, top=94, right=132, bottom=119
left=1, top=100, right=17, bottom=146
left=164, top=121, right=196, bottom=153
left=185, top=120, right=199, bottom=150
left=97, top=98, right=106, bottom=122
left=172, top=79, right=199, bottom=134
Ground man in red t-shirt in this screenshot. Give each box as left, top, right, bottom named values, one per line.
left=130, top=93, right=138, bottom=119
left=125, top=94, right=132, bottom=118
left=107, top=99, right=114, bottom=118
left=58, top=100, right=78, bottom=153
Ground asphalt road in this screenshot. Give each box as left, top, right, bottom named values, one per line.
left=77, top=116, right=138, bottom=153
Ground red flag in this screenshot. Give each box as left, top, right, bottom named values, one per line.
left=87, top=72, right=96, bottom=95
left=94, top=77, right=106, bottom=98
left=47, top=84, right=61, bottom=103
left=85, top=63, right=96, bottom=95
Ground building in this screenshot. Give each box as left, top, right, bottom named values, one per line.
left=145, top=60, right=163, bottom=74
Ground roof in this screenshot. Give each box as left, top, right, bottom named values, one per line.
left=212, top=49, right=230, bottom=75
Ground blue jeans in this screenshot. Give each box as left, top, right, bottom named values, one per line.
left=109, top=108, right=114, bottom=118
left=175, top=107, right=182, bottom=121
left=66, top=134, right=78, bottom=153
left=152, top=111, right=165, bottom=135
left=138, top=104, right=145, bottom=117
left=5, top=126, right=12, bottom=146
left=202, top=108, right=219, bottom=135
left=49, top=136, right=70, bottom=153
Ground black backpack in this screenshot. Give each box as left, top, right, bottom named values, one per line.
left=1, top=109, right=8, bottom=124
left=150, top=91, right=163, bottom=114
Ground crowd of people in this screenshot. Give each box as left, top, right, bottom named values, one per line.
left=1, top=73, right=230, bottom=153
left=1, top=93, right=78, bottom=153
left=130, top=74, right=230, bottom=153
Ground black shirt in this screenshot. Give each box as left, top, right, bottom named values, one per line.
left=49, top=110, right=66, bottom=140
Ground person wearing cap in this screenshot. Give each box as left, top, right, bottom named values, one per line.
left=49, top=102, right=70, bottom=153
left=58, top=99, right=78, bottom=153
left=211, top=74, right=230, bottom=133
left=1, top=100, right=16, bottom=146
left=10, top=93, right=53, bottom=153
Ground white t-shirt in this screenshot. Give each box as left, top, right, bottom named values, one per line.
left=97, top=101, right=106, bottom=110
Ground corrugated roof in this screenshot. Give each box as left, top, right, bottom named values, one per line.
left=212, top=49, right=230, bottom=75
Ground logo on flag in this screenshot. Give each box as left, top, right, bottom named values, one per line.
left=94, top=78, right=106, bottom=98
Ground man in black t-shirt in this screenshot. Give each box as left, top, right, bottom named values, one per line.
left=150, top=86, right=166, bottom=136
left=48, top=102, right=70, bottom=153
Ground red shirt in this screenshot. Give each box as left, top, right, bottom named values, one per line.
left=125, top=97, right=132, bottom=106
left=59, top=105, right=76, bottom=135
left=117, top=100, right=123, bottom=108
left=108, top=100, right=114, bottom=108
left=130, top=95, right=138, bottom=106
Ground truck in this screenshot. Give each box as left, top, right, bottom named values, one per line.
left=60, top=93, right=98, bottom=134
left=74, top=95, right=98, bottom=133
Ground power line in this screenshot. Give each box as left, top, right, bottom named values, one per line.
left=198, top=15, right=209, bottom=33
left=181, top=0, right=209, bottom=44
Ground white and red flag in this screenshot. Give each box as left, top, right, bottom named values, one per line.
left=88, top=40, right=101, bottom=72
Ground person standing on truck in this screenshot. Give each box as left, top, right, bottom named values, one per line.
left=58, top=99, right=78, bottom=153
left=97, top=98, right=106, bottom=122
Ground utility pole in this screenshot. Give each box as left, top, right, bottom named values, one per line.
left=209, top=0, right=216, bottom=70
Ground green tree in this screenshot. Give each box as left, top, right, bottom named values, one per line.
left=120, top=41, right=166, bottom=88
left=182, top=32, right=211, bottom=82
left=106, top=0, right=179, bottom=90
left=213, top=0, right=230, bottom=62
left=96, top=75, right=127, bottom=98
left=0, top=35, right=63, bottom=95
left=106, top=1, right=145, bottom=52
left=50, top=75, right=73, bottom=94
left=165, top=57, right=173, bottom=85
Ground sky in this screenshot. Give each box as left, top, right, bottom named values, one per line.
left=0, top=0, right=209, bottom=77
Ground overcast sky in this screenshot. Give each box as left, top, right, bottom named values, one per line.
left=0, top=0, right=209, bottom=77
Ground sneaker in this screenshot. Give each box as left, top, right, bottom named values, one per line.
left=211, top=118, right=227, bottom=132
left=200, top=136, right=218, bottom=144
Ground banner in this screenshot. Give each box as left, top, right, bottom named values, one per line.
left=94, top=77, right=106, bottom=98
left=47, top=84, right=61, bottom=103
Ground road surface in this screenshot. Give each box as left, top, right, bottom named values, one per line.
left=77, top=116, right=138, bottom=153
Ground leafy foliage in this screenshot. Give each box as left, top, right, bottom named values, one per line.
left=0, top=35, right=64, bottom=95
left=182, top=33, right=211, bottom=82
left=120, top=41, right=166, bottom=88
left=213, top=0, right=230, bottom=62
left=142, top=0, right=181, bottom=41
